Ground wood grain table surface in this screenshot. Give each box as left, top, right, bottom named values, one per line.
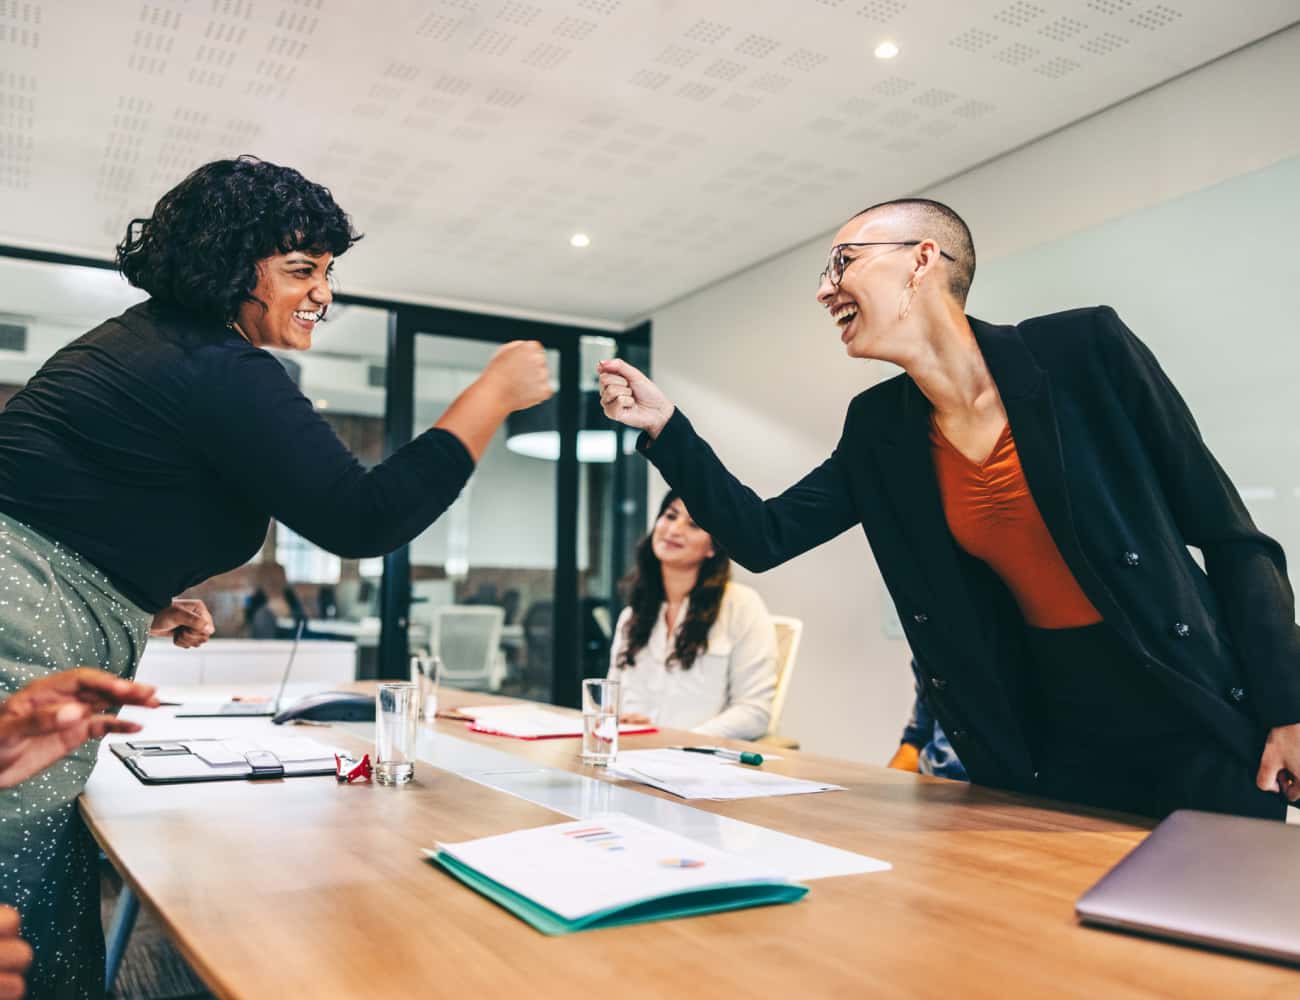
left=80, top=685, right=1300, bottom=1000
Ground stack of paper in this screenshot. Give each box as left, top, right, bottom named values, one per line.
left=455, top=704, right=654, bottom=740
left=426, top=813, right=808, bottom=934
left=607, top=749, right=845, bottom=800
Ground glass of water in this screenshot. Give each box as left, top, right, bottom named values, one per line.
left=581, top=678, right=620, bottom=766
left=410, top=652, right=441, bottom=724
left=375, top=682, right=419, bottom=785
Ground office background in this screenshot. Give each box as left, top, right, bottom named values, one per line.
left=0, top=4, right=1297, bottom=761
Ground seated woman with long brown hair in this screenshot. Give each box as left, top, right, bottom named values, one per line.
left=608, top=491, right=777, bottom=741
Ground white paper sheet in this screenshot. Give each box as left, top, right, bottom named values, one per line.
left=608, top=749, right=845, bottom=800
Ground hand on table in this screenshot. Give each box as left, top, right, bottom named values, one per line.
left=0, top=906, right=31, bottom=1000
left=619, top=713, right=654, bottom=726
left=149, top=597, right=215, bottom=648
left=0, top=669, right=160, bottom=788
left=1256, top=722, right=1300, bottom=803
left=596, top=359, right=675, bottom=439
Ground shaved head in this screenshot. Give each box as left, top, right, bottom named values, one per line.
left=848, top=198, right=975, bottom=304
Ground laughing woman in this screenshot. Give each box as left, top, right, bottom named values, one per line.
left=609, top=491, right=777, bottom=741
left=0, top=155, right=552, bottom=997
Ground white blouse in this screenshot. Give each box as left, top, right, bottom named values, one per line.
left=607, top=581, right=777, bottom=740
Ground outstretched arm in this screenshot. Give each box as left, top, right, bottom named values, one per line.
left=597, top=359, right=859, bottom=572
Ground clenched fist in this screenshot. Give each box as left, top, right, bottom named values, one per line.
left=482, top=340, right=553, bottom=413
left=596, top=359, right=675, bottom=438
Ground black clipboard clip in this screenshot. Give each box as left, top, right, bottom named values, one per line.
left=243, top=750, right=286, bottom=779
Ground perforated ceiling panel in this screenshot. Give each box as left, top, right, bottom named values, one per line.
left=0, top=0, right=1296, bottom=322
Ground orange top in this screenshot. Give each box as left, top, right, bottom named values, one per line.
left=930, top=414, right=1101, bottom=630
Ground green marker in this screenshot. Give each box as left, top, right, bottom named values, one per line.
left=679, top=746, right=763, bottom=766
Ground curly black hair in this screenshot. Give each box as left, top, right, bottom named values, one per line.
left=116, top=155, right=362, bottom=325
left=617, top=490, right=731, bottom=672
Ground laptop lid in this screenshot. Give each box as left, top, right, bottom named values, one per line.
left=1076, top=809, right=1300, bottom=966
left=174, top=619, right=306, bottom=717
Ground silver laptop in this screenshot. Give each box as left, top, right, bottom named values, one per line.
left=1076, top=809, right=1300, bottom=966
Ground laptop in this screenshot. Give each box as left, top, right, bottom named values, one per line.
left=1076, top=809, right=1300, bottom=966
left=174, top=619, right=305, bottom=718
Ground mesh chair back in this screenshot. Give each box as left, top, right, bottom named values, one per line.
left=434, top=605, right=505, bottom=689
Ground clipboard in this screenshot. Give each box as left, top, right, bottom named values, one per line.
left=110, top=737, right=338, bottom=785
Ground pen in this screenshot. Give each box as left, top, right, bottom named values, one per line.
left=678, top=747, right=763, bottom=766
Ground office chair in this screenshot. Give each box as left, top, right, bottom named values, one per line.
left=762, top=615, right=803, bottom=750
left=433, top=604, right=506, bottom=691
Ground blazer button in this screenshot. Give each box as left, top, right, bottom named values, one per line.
left=1171, top=622, right=1191, bottom=639
left=1121, top=550, right=1141, bottom=567
left=930, top=676, right=948, bottom=691
left=948, top=728, right=967, bottom=740
left=1228, top=686, right=1246, bottom=704
left=913, top=612, right=929, bottom=624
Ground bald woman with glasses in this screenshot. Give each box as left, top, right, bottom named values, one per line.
left=599, top=196, right=1300, bottom=822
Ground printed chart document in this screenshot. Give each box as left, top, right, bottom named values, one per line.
left=426, top=813, right=808, bottom=934
left=452, top=704, right=654, bottom=740
left=608, top=749, right=845, bottom=800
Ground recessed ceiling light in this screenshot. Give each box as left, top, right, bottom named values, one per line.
left=570, top=233, right=591, bottom=248
left=874, top=40, right=899, bottom=60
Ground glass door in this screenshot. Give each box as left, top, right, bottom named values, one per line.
left=405, top=333, right=560, bottom=699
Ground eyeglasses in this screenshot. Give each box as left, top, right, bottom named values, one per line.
left=818, top=241, right=957, bottom=290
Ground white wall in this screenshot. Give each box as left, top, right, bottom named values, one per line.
left=649, top=25, right=1300, bottom=763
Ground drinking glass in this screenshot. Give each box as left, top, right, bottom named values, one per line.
left=375, top=682, right=419, bottom=785
left=410, top=652, right=442, bottom=724
left=580, top=678, right=620, bottom=766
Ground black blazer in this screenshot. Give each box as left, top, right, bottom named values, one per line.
left=641, top=306, right=1300, bottom=794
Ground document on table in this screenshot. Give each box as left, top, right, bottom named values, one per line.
left=608, top=749, right=845, bottom=800
left=454, top=704, right=654, bottom=739
left=425, top=812, right=808, bottom=934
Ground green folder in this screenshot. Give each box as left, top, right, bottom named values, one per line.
left=427, top=849, right=809, bottom=935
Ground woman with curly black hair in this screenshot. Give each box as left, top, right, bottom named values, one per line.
left=608, top=491, right=777, bottom=740
left=0, top=155, right=551, bottom=997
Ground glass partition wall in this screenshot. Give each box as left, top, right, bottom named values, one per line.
left=0, top=245, right=647, bottom=708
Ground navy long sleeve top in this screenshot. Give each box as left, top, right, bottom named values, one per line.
left=0, top=300, right=473, bottom=612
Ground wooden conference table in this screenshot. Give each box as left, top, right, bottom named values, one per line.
left=81, top=686, right=1298, bottom=999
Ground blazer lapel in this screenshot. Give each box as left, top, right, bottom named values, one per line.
left=970, top=318, right=1114, bottom=618
left=871, top=377, right=986, bottom=640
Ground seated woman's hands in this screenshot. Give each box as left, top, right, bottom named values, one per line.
left=619, top=713, right=654, bottom=726
left=149, top=597, right=215, bottom=648
left=0, top=668, right=161, bottom=788
left=596, top=360, right=675, bottom=438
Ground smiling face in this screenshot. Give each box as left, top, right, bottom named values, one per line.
left=650, top=498, right=716, bottom=573
left=233, top=250, right=334, bottom=351
left=814, top=212, right=923, bottom=361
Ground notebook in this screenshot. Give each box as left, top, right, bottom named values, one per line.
left=425, top=813, right=808, bottom=935
left=1076, top=809, right=1300, bottom=966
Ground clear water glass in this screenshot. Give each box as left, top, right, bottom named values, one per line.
left=375, top=682, right=419, bottom=785
left=410, top=652, right=442, bottom=724
left=580, top=678, right=620, bottom=766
